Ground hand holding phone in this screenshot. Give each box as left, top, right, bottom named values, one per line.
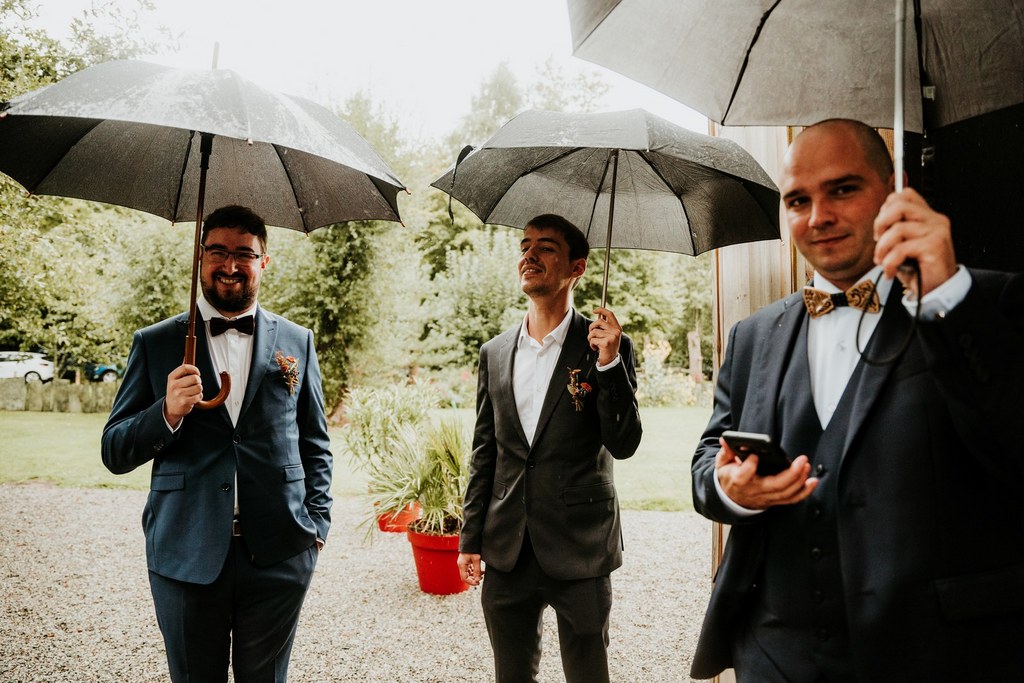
left=721, top=430, right=792, bottom=476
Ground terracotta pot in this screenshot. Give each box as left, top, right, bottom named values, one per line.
left=406, top=529, right=470, bottom=595
left=377, top=502, right=421, bottom=533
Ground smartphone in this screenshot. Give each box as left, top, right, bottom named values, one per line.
left=721, top=430, right=792, bottom=476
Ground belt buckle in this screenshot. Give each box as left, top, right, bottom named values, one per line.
left=231, top=518, right=242, bottom=537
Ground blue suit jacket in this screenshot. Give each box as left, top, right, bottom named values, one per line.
left=102, top=308, right=333, bottom=585
left=690, top=270, right=1024, bottom=680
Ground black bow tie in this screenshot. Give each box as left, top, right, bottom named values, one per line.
left=209, top=315, right=255, bottom=336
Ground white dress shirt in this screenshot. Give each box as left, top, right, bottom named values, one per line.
left=514, top=310, right=573, bottom=445
left=195, top=296, right=257, bottom=427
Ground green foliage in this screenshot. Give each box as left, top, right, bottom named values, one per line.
left=339, top=381, right=436, bottom=472
left=421, top=229, right=525, bottom=368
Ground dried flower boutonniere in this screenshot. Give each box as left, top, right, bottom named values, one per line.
left=275, top=351, right=300, bottom=395
left=566, top=367, right=592, bottom=412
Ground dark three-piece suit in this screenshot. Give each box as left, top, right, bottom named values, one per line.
left=460, top=309, right=643, bottom=681
left=102, top=307, right=332, bottom=681
left=691, top=270, right=1024, bottom=681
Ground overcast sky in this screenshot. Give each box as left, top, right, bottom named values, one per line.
left=28, top=0, right=707, bottom=142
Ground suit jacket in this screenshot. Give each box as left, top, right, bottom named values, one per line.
left=690, top=269, right=1024, bottom=680
left=102, top=307, right=332, bottom=585
left=460, top=310, right=643, bottom=581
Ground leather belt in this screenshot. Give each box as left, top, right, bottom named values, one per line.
left=231, top=517, right=242, bottom=537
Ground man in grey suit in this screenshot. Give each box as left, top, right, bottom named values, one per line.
left=458, top=213, right=643, bottom=683
left=691, top=120, right=1024, bottom=681
left=102, top=205, right=332, bottom=683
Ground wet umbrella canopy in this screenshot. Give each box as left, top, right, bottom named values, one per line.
left=569, top=0, right=1024, bottom=134
left=0, top=60, right=406, bottom=408
left=431, top=108, right=779, bottom=303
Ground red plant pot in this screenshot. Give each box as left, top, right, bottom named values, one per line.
left=377, top=502, right=421, bottom=533
left=406, top=529, right=470, bottom=595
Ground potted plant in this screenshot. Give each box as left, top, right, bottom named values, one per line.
left=368, top=417, right=471, bottom=595
left=340, top=383, right=436, bottom=532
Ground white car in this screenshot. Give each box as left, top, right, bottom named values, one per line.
left=0, top=351, right=54, bottom=382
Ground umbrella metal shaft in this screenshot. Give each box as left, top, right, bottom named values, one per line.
left=601, top=149, right=619, bottom=310
left=894, top=0, right=906, bottom=192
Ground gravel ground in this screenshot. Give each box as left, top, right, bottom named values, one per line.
left=0, top=482, right=713, bottom=682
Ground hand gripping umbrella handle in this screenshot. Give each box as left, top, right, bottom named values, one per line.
left=183, top=333, right=231, bottom=410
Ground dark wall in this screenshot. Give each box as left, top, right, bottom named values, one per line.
left=908, top=103, right=1024, bottom=273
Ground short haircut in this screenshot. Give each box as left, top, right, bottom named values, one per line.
left=201, top=205, right=268, bottom=252
left=806, top=119, right=894, bottom=182
left=525, top=214, right=590, bottom=261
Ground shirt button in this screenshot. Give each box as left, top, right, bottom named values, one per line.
left=817, top=628, right=829, bottom=641
left=810, top=547, right=822, bottom=560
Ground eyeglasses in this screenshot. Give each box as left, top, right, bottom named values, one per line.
left=201, top=246, right=265, bottom=265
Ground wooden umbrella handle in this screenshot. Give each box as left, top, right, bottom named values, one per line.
left=183, top=131, right=229, bottom=411
left=183, top=333, right=231, bottom=410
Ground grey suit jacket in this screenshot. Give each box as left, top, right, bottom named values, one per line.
left=460, top=310, right=643, bottom=581
left=690, top=270, right=1024, bottom=680
left=102, top=307, right=332, bottom=585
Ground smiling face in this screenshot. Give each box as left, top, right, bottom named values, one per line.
left=780, top=121, right=894, bottom=290
left=200, top=226, right=269, bottom=315
left=518, top=225, right=587, bottom=300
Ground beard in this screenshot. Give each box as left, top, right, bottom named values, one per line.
left=202, top=271, right=258, bottom=313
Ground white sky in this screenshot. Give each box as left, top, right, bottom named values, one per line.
left=28, top=0, right=708, bottom=142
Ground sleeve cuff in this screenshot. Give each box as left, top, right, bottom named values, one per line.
left=596, top=354, right=622, bottom=372
left=902, top=265, right=972, bottom=320
left=714, top=467, right=764, bottom=518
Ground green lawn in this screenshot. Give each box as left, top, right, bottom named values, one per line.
left=0, top=406, right=709, bottom=511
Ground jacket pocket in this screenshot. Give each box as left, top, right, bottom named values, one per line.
left=492, top=480, right=508, bottom=500
left=150, top=472, right=185, bottom=491
left=283, top=464, right=305, bottom=482
left=563, top=481, right=615, bottom=506
left=935, top=563, right=1024, bottom=621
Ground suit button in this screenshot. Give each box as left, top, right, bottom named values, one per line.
left=810, top=547, right=822, bottom=560
left=527, top=459, right=536, bottom=469
left=811, top=506, right=822, bottom=518
left=817, top=628, right=829, bottom=641
left=153, top=440, right=164, bottom=452
left=813, top=590, right=824, bottom=604
left=815, top=463, right=825, bottom=475
left=233, top=434, right=242, bottom=444
left=220, top=483, right=232, bottom=492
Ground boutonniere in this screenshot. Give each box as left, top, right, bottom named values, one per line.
left=274, top=351, right=300, bottom=395
left=566, top=367, right=592, bottom=412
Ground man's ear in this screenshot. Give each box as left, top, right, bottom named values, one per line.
left=572, top=258, right=587, bottom=278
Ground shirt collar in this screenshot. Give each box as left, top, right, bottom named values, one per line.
left=197, top=295, right=258, bottom=321
left=517, top=308, right=573, bottom=349
left=812, top=265, right=893, bottom=302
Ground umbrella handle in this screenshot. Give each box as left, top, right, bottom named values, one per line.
left=183, top=333, right=231, bottom=410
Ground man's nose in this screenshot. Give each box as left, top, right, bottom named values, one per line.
left=808, top=201, right=834, bottom=229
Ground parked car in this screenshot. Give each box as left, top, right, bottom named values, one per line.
left=0, top=351, right=54, bottom=382
left=83, top=362, right=123, bottom=383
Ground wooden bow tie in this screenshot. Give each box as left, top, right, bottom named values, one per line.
left=802, top=280, right=881, bottom=318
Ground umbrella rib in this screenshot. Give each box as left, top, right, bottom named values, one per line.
left=481, top=147, right=582, bottom=221
left=722, top=0, right=784, bottom=124
left=273, top=143, right=309, bottom=232
left=586, top=149, right=616, bottom=240
left=170, top=130, right=197, bottom=223
left=636, top=149, right=696, bottom=249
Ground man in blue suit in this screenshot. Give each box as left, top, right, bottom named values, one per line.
left=458, top=214, right=643, bottom=683
left=102, top=205, right=332, bottom=683
left=690, top=120, right=1024, bottom=681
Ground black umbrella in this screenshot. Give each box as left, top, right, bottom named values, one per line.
left=431, top=108, right=779, bottom=306
left=569, top=0, right=1024, bottom=192
left=0, top=59, right=406, bottom=408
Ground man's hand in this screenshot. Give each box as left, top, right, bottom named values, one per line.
left=163, top=364, right=203, bottom=428
left=458, top=552, right=483, bottom=586
left=588, top=307, right=622, bottom=366
left=873, top=187, right=957, bottom=298
left=715, top=436, right=817, bottom=509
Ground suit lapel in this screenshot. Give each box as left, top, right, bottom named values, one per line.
left=493, top=328, right=530, bottom=448
left=239, top=307, right=278, bottom=421
left=531, top=311, right=593, bottom=449
left=841, top=283, right=909, bottom=456
left=746, top=293, right=806, bottom=435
